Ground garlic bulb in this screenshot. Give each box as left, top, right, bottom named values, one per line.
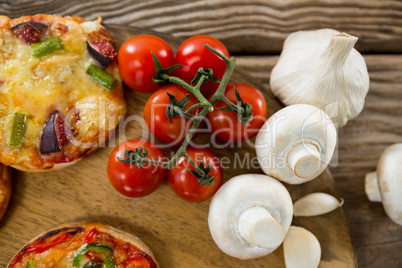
left=283, top=226, right=321, bottom=268
left=270, top=29, right=370, bottom=127
left=293, top=192, right=344, bottom=217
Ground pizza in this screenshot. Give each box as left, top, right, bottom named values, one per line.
left=0, top=15, right=126, bottom=172
left=0, top=163, right=11, bottom=221
left=7, top=222, right=158, bottom=268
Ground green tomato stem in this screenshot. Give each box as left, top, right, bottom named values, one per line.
left=221, top=95, right=245, bottom=114
left=209, top=55, right=236, bottom=104
left=169, top=105, right=194, bottom=120
left=193, top=74, right=206, bottom=91
left=163, top=74, right=213, bottom=110
left=183, top=152, right=206, bottom=177
left=169, top=53, right=237, bottom=171
left=185, top=103, right=207, bottom=113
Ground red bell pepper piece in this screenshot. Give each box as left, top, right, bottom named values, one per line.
left=84, top=228, right=102, bottom=261
left=84, top=228, right=99, bottom=244
left=126, top=253, right=157, bottom=268
left=25, top=232, right=72, bottom=253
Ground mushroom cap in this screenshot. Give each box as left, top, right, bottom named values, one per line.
left=255, top=104, right=337, bottom=184
left=377, top=143, right=402, bottom=225
left=208, top=174, right=293, bottom=260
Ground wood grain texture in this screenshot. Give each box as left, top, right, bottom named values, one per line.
left=0, top=0, right=401, bottom=54
left=0, top=0, right=401, bottom=266
left=235, top=54, right=402, bottom=268
left=0, top=26, right=356, bottom=268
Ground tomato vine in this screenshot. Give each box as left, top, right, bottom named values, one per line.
left=117, top=44, right=252, bottom=185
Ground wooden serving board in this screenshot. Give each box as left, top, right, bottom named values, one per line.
left=0, top=26, right=356, bottom=267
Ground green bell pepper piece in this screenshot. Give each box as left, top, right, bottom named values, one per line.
left=72, top=242, right=115, bottom=268
left=26, top=260, right=36, bottom=268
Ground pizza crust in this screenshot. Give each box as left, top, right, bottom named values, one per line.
left=0, top=163, right=11, bottom=221
left=10, top=130, right=105, bottom=172
left=11, top=160, right=80, bottom=172
left=7, top=221, right=159, bottom=267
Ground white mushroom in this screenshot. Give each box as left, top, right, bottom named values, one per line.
left=283, top=226, right=321, bottom=268
left=365, top=172, right=382, bottom=202
left=364, top=143, right=402, bottom=225
left=255, top=104, right=337, bottom=184
left=208, top=174, right=293, bottom=260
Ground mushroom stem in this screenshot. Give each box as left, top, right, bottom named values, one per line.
left=365, top=172, right=382, bottom=202
left=238, top=207, right=285, bottom=249
left=287, top=143, right=321, bottom=179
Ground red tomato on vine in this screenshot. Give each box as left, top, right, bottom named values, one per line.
left=207, top=83, right=267, bottom=142
left=118, top=35, right=174, bottom=93
left=168, top=147, right=223, bottom=202
left=175, top=35, right=230, bottom=96
left=107, top=139, right=167, bottom=198
left=144, top=84, right=201, bottom=145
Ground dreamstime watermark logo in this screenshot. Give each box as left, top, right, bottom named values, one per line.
left=60, top=100, right=340, bottom=170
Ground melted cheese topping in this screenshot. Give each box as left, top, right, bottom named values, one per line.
left=0, top=16, right=126, bottom=170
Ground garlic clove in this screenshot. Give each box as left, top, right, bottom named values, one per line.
left=283, top=226, right=321, bottom=268
left=293, top=192, right=343, bottom=217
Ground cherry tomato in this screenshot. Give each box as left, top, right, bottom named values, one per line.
left=207, top=83, right=267, bottom=142
left=118, top=35, right=174, bottom=93
left=175, top=35, right=229, bottom=96
left=144, top=84, right=200, bottom=145
left=107, top=139, right=166, bottom=198
left=168, top=147, right=223, bottom=202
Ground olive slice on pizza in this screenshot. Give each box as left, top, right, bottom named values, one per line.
left=7, top=222, right=158, bottom=268
left=0, top=15, right=126, bottom=171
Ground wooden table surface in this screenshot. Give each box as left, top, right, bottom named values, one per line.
left=0, top=1, right=401, bottom=267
